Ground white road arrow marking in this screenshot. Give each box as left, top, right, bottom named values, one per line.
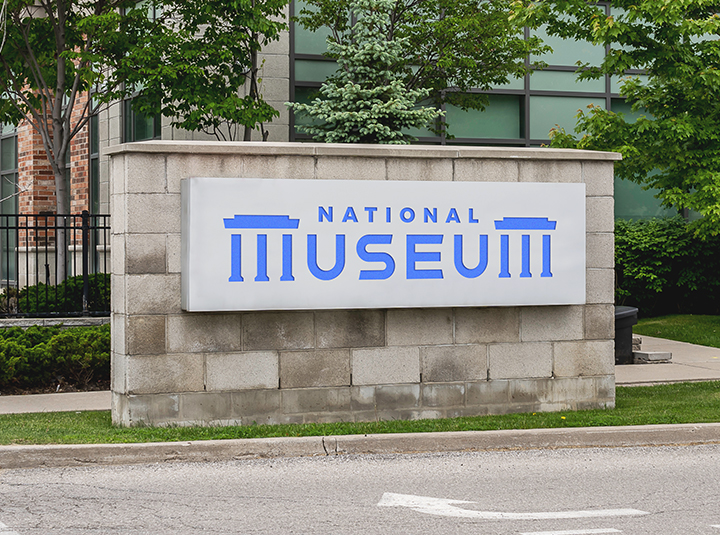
left=520, top=529, right=621, bottom=535
left=377, top=493, right=650, bottom=520
left=0, top=522, right=21, bottom=535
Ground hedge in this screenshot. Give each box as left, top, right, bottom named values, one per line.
left=615, top=217, right=720, bottom=317
left=0, top=324, right=110, bottom=391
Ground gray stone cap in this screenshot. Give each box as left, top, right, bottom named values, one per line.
left=104, top=140, right=622, bottom=161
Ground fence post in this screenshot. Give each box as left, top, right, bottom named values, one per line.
left=81, top=210, right=90, bottom=316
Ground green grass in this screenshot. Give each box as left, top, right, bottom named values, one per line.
left=635, top=314, right=720, bottom=348
left=1, top=382, right=719, bottom=446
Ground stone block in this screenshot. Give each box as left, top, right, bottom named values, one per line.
left=279, top=349, right=351, bottom=388
left=510, top=378, right=554, bottom=405
left=123, top=393, right=182, bottom=426
left=206, top=351, right=279, bottom=391
left=587, top=269, right=615, bottom=304
left=179, top=392, right=233, bottom=424
left=165, top=155, right=245, bottom=193
left=554, top=340, right=615, bottom=377
left=231, top=389, right=282, bottom=420
left=282, top=387, right=351, bottom=414
left=166, top=233, right=181, bottom=273
left=315, top=309, right=385, bottom=348
left=386, top=158, right=453, bottom=181
left=315, top=156, right=386, bottom=180
left=352, top=346, right=420, bottom=385
left=421, top=383, right=465, bottom=407
left=126, top=193, right=181, bottom=234
left=375, top=384, right=420, bottom=410
left=584, top=304, right=614, bottom=340
left=420, top=345, right=487, bottom=382
left=587, top=196, right=614, bottom=233
left=387, top=308, right=453, bottom=346
left=243, top=311, right=314, bottom=350
left=111, top=351, right=127, bottom=393
left=586, top=232, right=614, bottom=269
left=595, top=375, right=615, bottom=401
left=583, top=161, right=614, bottom=197
left=167, top=313, right=242, bottom=353
left=110, top=193, right=126, bottom=235
left=126, top=274, right=182, bottom=315
left=520, top=306, right=584, bottom=342
left=633, top=351, right=672, bottom=363
left=110, top=155, right=125, bottom=195
left=454, top=307, right=520, bottom=344
left=454, top=159, right=519, bottom=182
left=112, top=313, right=126, bottom=356
left=125, top=153, right=166, bottom=194
left=518, top=160, right=582, bottom=183
left=126, top=354, right=204, bottom=394
left=126, top=233, right=166, bottom=274
left=259, top=53, right=290, bottom=79
left=351, top=386, right=376, bottom=411
left=127, top=315, right=166, bottom=355
left=111, top=233, right=125, bottom=276
left=466, top=380, right=510, bottom=407
left=488, top=342, right=553, bottom=379
left=242, top=155, right=315, bottom=179
left=111, top=274, right=125, bottom=314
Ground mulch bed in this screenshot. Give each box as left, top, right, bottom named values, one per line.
left=0, top=380, right=110, bottom=396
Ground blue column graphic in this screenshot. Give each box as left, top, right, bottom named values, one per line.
left=520, top=235, right=531, bottom=278
left=308, top=234, right=346, bottom=280
left=454, top=235, right=488, bottom=278
left=229, top=234, right=243, bottom=282
left=499, top=235, right=510, bottom=278
left=255, top=234, right=269, bottom=282
left=281, top=234, right=294, bottom=281
left=542, top=235, right=552, bottom=277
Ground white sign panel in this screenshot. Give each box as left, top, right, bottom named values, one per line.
left=181, top=178, right=586, bottom=311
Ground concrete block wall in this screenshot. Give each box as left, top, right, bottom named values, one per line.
left=107, top=141, right=620, bottom=426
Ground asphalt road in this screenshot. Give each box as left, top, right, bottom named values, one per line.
left=1, top=444, right=719, bottom=534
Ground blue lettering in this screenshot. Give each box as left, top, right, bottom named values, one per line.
left=424, top=208, right=437, bottom=223
left=499, top=235, right=510, bottom=278
left=255, top=234, right=269, bottom=282
left=357, top=235, right=395, bottom=280
left=342, top=207, right=359, bottom=223
left=229, top=234, right=243, bottom=282
left=281, top=234, right=294, bottom=281
left=454, top=235, right=488, bottom=278
left=365, top=207, right=377, bottom=222
left=319, top=206, right=333, bottom=222
left=386, top=207, right=391, bottom=222
left=406, top=235, right=443, bottom=279
left=308, top=234, right=346, bottom=280
left=521, top=235, right=531, bottom=278
left=445, top=208, right=460, bottom=223
left=469, top=208, right=479, bottom=223
left=542, top=235, right=553, bottom=277
left=400, top=207, right=415, bottom=223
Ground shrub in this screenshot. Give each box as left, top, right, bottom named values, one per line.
left=16, top=273, right=110, bottom=315
left=0, top=324, right=110, bottom=390
left=615, top=217, right=720, bottom=316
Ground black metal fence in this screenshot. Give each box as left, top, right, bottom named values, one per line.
left=0, top=211, right=110, bottom=317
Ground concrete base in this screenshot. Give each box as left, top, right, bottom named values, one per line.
left=633, top=351, right=672, bottom=364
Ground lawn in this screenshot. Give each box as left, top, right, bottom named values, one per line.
left=634, top=314, right=720, bottom=348
left=1, top=381, right=719, bottom=445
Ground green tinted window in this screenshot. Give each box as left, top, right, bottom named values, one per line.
left=529, top=96, right=605, bottom=140
left=295, top=60, right=338, bottom=82
left=90, top=114, right=99, bottom=155
left=614, top=176, right=676, bottom=220
left=294, top=0, right=333, bottom=55
left=530, top=25, right=605, bottom=67
left=1, top=137, right=15, bottom=171
left=445, top=95, right=521, bottom=139
left=530, top=70, right=605, bottom=93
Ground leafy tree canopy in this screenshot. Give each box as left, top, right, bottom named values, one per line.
left=511, top=0, right=720, bottom=236
left=295, top=0, right=547, bottom=136
left=288, top=0, right=442, bottom=143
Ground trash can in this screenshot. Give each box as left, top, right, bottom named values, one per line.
left=615, top=305, right=638, bottom=365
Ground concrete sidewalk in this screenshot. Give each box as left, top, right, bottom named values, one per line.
left=1, top=335, right=719, bottom=416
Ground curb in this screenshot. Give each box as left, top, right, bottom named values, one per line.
left=2, top=423, right=720, bottom=470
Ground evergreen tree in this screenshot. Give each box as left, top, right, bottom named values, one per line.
left=287, top=0, right=442, bottom=144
